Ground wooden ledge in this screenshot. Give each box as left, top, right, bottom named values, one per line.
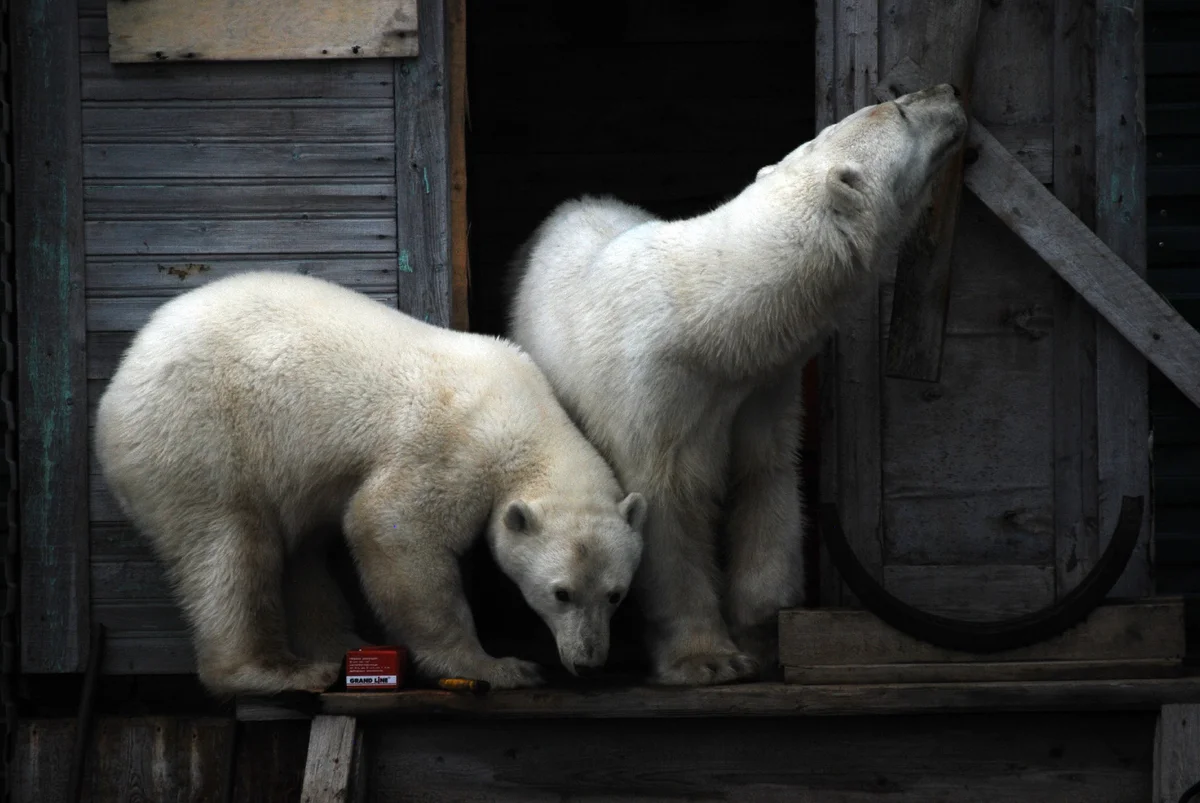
left=235, top=675, right=1200, bottom=722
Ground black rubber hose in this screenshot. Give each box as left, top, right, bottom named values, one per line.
left=819, top=495, right=1145, bottom=653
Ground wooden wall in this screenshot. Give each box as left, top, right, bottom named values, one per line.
left=14, top=0, right=451, bottom=675
left=819, top=0, right=1153, bottom=616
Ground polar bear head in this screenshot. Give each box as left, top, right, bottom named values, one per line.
left=754, top=83, right=967, bottom=243
left=488, top=491, right=646, bottom=676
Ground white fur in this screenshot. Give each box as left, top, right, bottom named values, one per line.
left=508, top=85, right=967, bottom=685
left=95, top=271, right=646, bottom=696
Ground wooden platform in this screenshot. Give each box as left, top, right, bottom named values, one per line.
left=235, top=676, right=1200, bottom=721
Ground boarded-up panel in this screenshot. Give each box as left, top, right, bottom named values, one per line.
left=106, top=0, right=418, bottom=62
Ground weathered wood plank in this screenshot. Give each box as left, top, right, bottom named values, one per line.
left=94, top=602, right=187, bottom=633
left=87, top=257, right=399, bottom=296
left=85, top=181, right=397, bottom=219
left=1052, top=0, right=1100, bottom=597
left=87, top=717, right=234, bottom=800
left=395, top=0, right=452, bottom=327
left=91, top=559, right=172, bottom=601
left=448, top=0, right=469, bottom=331
left=84, top=219, right=397, bottom=258
left=970, top=0, right=1054, bottom=128
left=785, top=660, right=1182, bottom=685
left=878, top=2, right=981, bottom=382
left=106, top=0, right=418, bottom=62
left=82, top=104, right=395, bottom=141
left=81, top=54, right=395, bottom=102
left=92, top=522, right=154, bottom=559
left=15, top=0, right=90, bottom=674
left=235, top=678, right=1200, bottom=721
left=881, top=489, right=1053, bottom=565
left=1155, top=704, right=1200, bottom=803
left=84, top=143, right=395, bottom=179
left=230, top=721, right=311, bottom=803
left=1095, top=0, right=1152, bottom=600
left=364, top=714, right=1152, bottom=802
left=85, top=292, right=399, bottom=334
left=300, top=716, right=359, bottom=803
left=779, top=600, right=1186, bottom=667
left=15, top=720, right=76, bottom=803
left=103, top=635, right=195, bottom=674
left=882, top=565, right=1056, bottom=622
left=830, top=0, right=881, bottom=608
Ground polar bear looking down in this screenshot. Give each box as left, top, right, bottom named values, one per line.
left=509, top=84, right=968, bottom=685
left=95, top=272, right=646, bottom=696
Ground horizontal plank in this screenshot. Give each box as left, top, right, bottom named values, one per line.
left=784, top=659, right=1183, bottom=685
left=81, top=54, right=394, bottom=101
left=91, top=522, right=154, bottom=559
left=83, top=104, right=395, bottom=142
left=86, top=256, right=400, bottom=296
left=102, top=635, right=195, bottom=674
left=882, top=565, right=1056, bottom=622
left=235, top=677, right=1200, bottom=720
left=990, top=123, right=1053, bottom=184
left=94, top=602, right=187, bottom=633
left=91, top=559, right=172, bottom=601
left=85, top=291, right=398, bottom=333
left=83, top=143, right=395, bottom=179
left=85, top=181, right=397, bottom=219
left=881, top=489, right=1054, bottom=564
left=84, top=219, right=397, bottom=258
left=778, top=600, right=1186, bottom=667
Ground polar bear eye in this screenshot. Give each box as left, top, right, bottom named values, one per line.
left=608, top=592, right=622, bottom=605
left=554, top=589, right=570, bottom=603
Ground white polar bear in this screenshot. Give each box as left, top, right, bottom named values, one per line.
left=95, top=271, right=646, bottom=696
left=508, top=85, right=967, bottom=685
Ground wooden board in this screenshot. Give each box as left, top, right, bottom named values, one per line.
left=448, top=0, right=469, bottom=331
left=14, top=0, right=90, bottom=674
left=1155, top=704, right=1200, bottom=803
left=395, top=0, right=451, bottom=327
left=14, top=720, right=76, bottom=803
left=779, top=600, right=1186, bottom=684
left=230, top=721, right=311, bottom=803
left=300, top=716, right=360, bottom=803
left=87, top=717, right=234, bottom=800
left=235, top=677, right=1200, bottom=721
left=106, top=0, right=418, bottom=63
left=363, top=713, right=1152, bottom=802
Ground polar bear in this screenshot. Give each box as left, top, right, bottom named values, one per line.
left=508, top=85, right=967, bottom=685
left=95, top=271, right=646, bottom=696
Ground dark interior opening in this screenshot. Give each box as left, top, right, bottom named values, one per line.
left=457, top=0, right=820, bottom=681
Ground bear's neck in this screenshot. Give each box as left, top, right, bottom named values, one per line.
left=656, top=186, right=886, bottom=378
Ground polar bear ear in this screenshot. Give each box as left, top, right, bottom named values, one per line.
left=503, top=500, right=540, bottom=534
left=756, top=164, right=777, bottom=181
left=827, top=164, right=867, bottom=215
left=618, top=492, right=648, bottom=533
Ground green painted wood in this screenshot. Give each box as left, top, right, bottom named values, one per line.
left=13, top=0, right=90, bottom=673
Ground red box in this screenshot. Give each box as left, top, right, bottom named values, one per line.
left=345, top=646, right=407, bottom=690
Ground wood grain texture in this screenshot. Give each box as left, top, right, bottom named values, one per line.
left=1094, top=0, right=1152, bottom=600
left=785, top=660, right=1183, bottom=685
left=1052, top=0, right=1100, bottom=597
left=877, top=2, right=981, bottom=382
left=1155, top=704, right=1200, bottom=803
left=448, top=0, right=469, bottom=331
left=14, top=0, right=91, bottom=674
left=82, top=104, right=395, bottom=141
left=87, top=717, right=234, bottom=801
left=102, top=635, right=194, bottom=674
left=84, top=181, right=398, bottom=219
left=86, top=257, right=399, bottom=297
left=106, top=0, right=418, bottom=62
left=395, top=0, right=451, bottom=327
left=300, top=716, right=360, bottom=803
left=881, top=565, right=1056, bottom=622
left=81, top=54, right=395, bottom=102
left=15, top=719, right=76, bottom=803
left=84, top=142, right=396, bottom=179
left=236, top=678, right=1200, bottom=721
left=84, top=218, right=397, bottom=257
left=363, top=714, right=1153, bottom=802
left=230, top=721, right=311, bottom=803
left=779, top=600, right=1186, bottom=668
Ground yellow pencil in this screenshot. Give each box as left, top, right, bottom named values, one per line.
left=436, top=677, right=491, bottom=695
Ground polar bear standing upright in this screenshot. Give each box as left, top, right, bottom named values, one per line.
left=509, top=85, right=967, bottom=685
left=96, top=272, right=646, bottom=696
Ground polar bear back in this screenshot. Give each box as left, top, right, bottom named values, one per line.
left=95, top=271, right=549, bottom=541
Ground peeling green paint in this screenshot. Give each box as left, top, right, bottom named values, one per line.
left=422, top=167, right=430, bottom=195
left=398, top=250, right=413, bottom=273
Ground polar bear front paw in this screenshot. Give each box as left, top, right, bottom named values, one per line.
left=475, top=656, right=546, bottom=689
left=653, top=651, right=760, bottom=686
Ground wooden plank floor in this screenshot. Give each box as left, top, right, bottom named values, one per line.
left=236, top=676, right=1200, bottom=721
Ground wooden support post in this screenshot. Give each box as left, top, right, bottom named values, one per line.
left=13, top=0, right=91, bottom=673
left=880, top=1, right=982, bottom=382
left=300, top=715, right=362, bottom=803
left=447, top=0, right=470, bottom=331
left=1155, top=704, right=1200, bottom=803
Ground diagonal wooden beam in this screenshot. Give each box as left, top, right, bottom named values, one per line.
left=883, top=58, right=1200, bottom=411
